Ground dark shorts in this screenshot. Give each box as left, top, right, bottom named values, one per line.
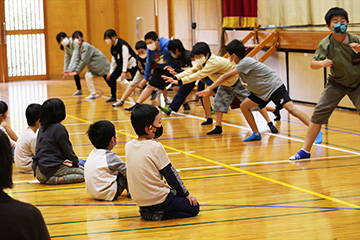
left=149, top=68, right=173, bottom=90
left=248, top=84, right=292, bottom=109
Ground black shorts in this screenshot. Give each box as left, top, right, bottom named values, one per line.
left=248, top=84, right=291, bottom=109
left=149, top=68, right=173, bottom=90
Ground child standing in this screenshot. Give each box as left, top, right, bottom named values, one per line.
left=112, top=40, right=148, bottom=107
left=85, top=120, right=129, bottom=201
left=56, top=32, right=82, bottom=96
left=126, top=104, right=199, bottom=220
left=67, top=31, right=111, bottom=100
left=33, top=98, right=84, bottom=185
left=290, top=7, right=360, bottom=160
left=14, top=104, right=41, bottom=173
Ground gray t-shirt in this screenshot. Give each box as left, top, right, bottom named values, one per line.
left=235, top=57, right=283, bottom=101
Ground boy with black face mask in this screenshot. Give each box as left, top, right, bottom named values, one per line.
left=125, top=104, right=199, bottom=221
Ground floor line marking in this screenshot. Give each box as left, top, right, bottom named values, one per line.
left=66, top=114, right=360, bottom=209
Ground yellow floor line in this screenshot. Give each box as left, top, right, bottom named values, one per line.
left=66, top=114, right=360, bottom=209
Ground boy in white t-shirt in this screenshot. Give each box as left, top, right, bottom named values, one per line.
left=14, top=104, right=41, bottom=173
left=85, top=120, right=130, bottom=201
left=126, top=104, right=199, bottom=221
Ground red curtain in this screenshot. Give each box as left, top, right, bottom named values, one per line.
left=223, top=0, right=258, bottom=28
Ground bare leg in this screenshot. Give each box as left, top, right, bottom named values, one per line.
left=302, top=122, right=322, bottom=152
left=265, top=106, right=275, bottom=112
left=259, top=108, right=271, bottom=123
left=214, top=110, right=223, bottom=126
left=202, top=96, right=213, bottom=119
left=120, top=85, right=137, bottom=102
left=136, top=85, right=156, bottom=104
left=283, top=101, right=310, bottom=126
left=240, top=99, right=259, bottom=133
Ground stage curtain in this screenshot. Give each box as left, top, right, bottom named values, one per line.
left=222, top=0, right=258, bottom=28
left=258, top=0, right=360, bottom=27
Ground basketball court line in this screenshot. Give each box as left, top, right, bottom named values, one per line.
left=66, top=113, right=360, bottom=209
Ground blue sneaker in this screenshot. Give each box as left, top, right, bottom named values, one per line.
left=243, top=133, right=262, bottom=142
left=183, top=102, right=190, bottom=110
left=289, top=149, right=311, bottom=160
left=79, top=159, right=86, bottom=167
left=315, top=131, right=323, bottom=144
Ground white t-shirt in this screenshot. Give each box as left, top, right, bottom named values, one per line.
left=84, top=149, right=127, bottom=201
left=125, top=139, right=171, bottom=207
left=14, top=128, right=36, bottom=173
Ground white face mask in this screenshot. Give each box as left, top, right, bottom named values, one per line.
left=139, top=53, right=147, bottom=59
left=61, top=37, right=70, bottom=46
left=73, top=38, right=81, bottom=45
left=191, top=61, right=197, bottom=67
left=195, top=56, right=206, bottom=66
left=147, top=42, right=157, bottom=51
left=105, top=39, right=112, bottom=45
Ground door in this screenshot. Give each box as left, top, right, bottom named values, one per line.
left=0, top=0, right=47, bottom=82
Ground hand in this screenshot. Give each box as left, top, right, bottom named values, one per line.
left=321, top=59, right=333, bottom=68
left=79, top=165, right=84, bottom=170
left=161, top=75, right=178, bottom=85
left=106, top=73, right=111, bottom=81
left=120, top=72, right=127, bottom=81
left=186, top=194, right=198, bottom=206
left=349, top=43, right=360, bottom=52
left=196, top=89, right=211, bottom=97
left=69, top=71, right=78, bottom=76
left=164, top=66, right=176, bottom=75
left=62, top=160, right=73, bottom=167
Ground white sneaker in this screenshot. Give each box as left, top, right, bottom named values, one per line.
left=73, top=90, right=83, bottom=96
left=112, top=100, right=124, bottom=107
left=85, top=94, right=97, bottom=100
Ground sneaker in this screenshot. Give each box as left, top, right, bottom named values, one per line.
left=150, top=90, right=158, bottom=100
left=267, top=122, right=278, bottom=133
left=159, top=106, right=172, bottom=116
left=207, top=126, right=222, bottom=135
left=139, top=208, right=163, bottom=221
left=315, top=131, right=323, bottom=144
left=201, top=118, right=213, bottom=125
left=78, top=159, right=86, bottom=167
left=73, top=90, right=82, bottom=96
left=106, top=97, right=117, bottom=102
left=85, top=94, right=97, bottom=100
left=273, top=107, right=281, bottom=121
left=112, top=100, right=124, bottom=107
left=243, top=133, right=262, bottom=142
left=125, top=103, right=139, bottom=111
left=289, top=149, right=311, bottom=160
left=211, top=110, right=215, bottom=115
left=183, top=102, right=191, bottom=110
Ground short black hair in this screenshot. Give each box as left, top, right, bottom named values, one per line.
left=87, top=120, right=115, bottom=149
left=0, top=101, right=8, bottom=115
left=168, top=39, right=185, bottom=53
left=226, top=39, right=246, bottom=59
left=39, top=98, right=66, bottom=130
left=72, top=30, right=83, bottom=39
left=135, top=40, right=147, bottom=50
left=56, top=32, right=67, bottom=51
left=192, top=42, right=211, bottom=56
left=0, top=131, right=13, bottom=190
left=144, top=31, right=158, bottom=41
left=26, top=103, right=41, bottom=127
left=104, top=29, right=117, bottom=40
left=325, top=7, right=349, bottom=26
left=131, top=104, right=159, bottom=136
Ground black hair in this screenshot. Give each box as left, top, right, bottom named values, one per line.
left=0, top=101, right=8, bottom=115
left=0, top=131, right=13, bottom=190
left=130, top=104, right=159, bottom=136
left=225, top=39, right=246, bottom=59
left=56, top=32, right=67, bottom=51
left=39, top=98, right=66, bottom=130
left=135, top=40, right=147, bottom=50
left=168, top=39, right=185, bottom=53
left=87, top=120, right=115, bottom=149
left=192, top=42, right=211, bottom=56
left=104, top=29, right=117, bottom=40
left=26, top=103, right=41, bottom=127
left=72, top=30, right=83, bottom=40
left=144, top=31, right=158, bottom=41
left=325, top=7, right=349, bottom=26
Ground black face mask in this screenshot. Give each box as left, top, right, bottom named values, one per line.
left=152, top=125, right=163, bottom=139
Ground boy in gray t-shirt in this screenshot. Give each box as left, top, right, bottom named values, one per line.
left=198, top=39, right=322, bottom=143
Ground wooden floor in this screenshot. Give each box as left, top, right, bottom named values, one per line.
left=1, top=79, right=360, bottom=239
